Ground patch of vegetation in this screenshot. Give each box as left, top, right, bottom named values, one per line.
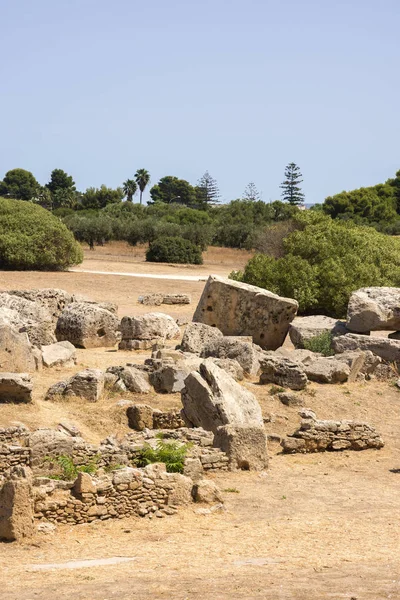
left=269, top=385, right=285, bottom=395
left=303, top=332, right=334, bottom=356
left=146, top=236, right=203, bottom=264
left=0, top=197, right=83, bottom=270
left=45, top=455, right=99, bottom=480
left=135, top=439, right=192, bottom=473
left=223, top=487, right=240, bottom=493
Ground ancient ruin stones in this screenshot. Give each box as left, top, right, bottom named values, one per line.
left=302, top=356, right=351, bottom=384
left=0, top=320, right=39, bottom=372
left=45, top=369, right=105, bottom=402
left=119, top=312, right=180, bottom=350
left=193, top=479, right=223, bottom=503
left=289, top=315, right=348, bottom=349
left=0, top=373, right=33, bottom=403
left=28, top=429, right=75, bottom=467
left=0, top=292, right=55, bottom=347
left=181, top=360, right=264, bottom=433
left=126, top=404, right=154, bottom=431
left=201, top=337, right=261, bottom=376
left=6, top=289, right=74, bottom=323
left=41, top=341, right=77, bottom=368
left=106, top=366, right=151, bottom=394
left=56, top=302, right=119, bottom=349
left=193, top=275, right=298, bottom=350
left=150, top=365, right=191, bottom=394
left=347, top=287, right=400, bottom=333
left=259, top=355, right=308, bottom=390
left=277, top=391, right=304, bottom=407
left=332, top=333, right=400, bottom=363
left=213, top=425, right=268, bottom=471
left=180, top=322, right=224, bottom=354
left=138, top=293, right=191, bottom=306
left=0, top=467, right=34, bottom=541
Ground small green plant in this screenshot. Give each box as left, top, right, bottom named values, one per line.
left=223, top=487, right=240, bottom=493
left=135, top=439, right=192, bottom=473
left=281, top=495, right=287, bottom=500
left=45, top=455, right=99, bottom=480
left=303, top=331, right=334, bottom=356
left=269, top=385, right=285, bottom=396
left=343, top=390, right=351, bottom=395
left=103, top=463, right=125, bottom=473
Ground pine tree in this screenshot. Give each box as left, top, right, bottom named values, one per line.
left=242, top=182, right=261, bottom=202
left=196, top=171, right=220, bottom=204
left=280, top=163, right=305, bottom=205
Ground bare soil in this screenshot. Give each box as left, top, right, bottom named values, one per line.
left=0, top=243, right=400, bottom=599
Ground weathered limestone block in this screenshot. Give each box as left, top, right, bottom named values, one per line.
left=120, top=313, right=180, bottom=342
left=347, top=287, right=400, bottom=333
left=7, top=289, right=74, bottom=323
left=45, top=369, right=105, bottom=402
left=150, top=365, right=190, bottom=394
left=41, top=341, right=77, bottom=368
left=28, top=430, right=75, bottom=467
left=152, top=409, right=185, bottom=429
left=193, top=479, right=223, bottom=503
left=289, top=315, right=348, bottom=348
left=259, top=355, right=308, bottom=390
left=0, top=292, right=55, bottom=346
left=180, top=322, right=224, bottom=354
left=106, top=366, right=150, bottom=394
left=277, top=391, right=304, bottom=406
left=209, top=358, right=244, bottom=381
left=0, top=373, right=33, bottom=403
left=138, top=293, right=191, bottom=306
left=193, top=275, right=298, bottom=350
left=201, top=337, right=261, bottom=376
left=0, top=320, right=39, bottom=372
left=181, top=360, right=263, bottom=433
left=213, top=425, right=268, bottom=471
left=302, top=356, right=351, bottom=384
left=127, top=404, right=154, bottom=431
left=166, top=474, right=193, bottom=505
left=0, top=467, right=34, bottom=541
left=56, top=302, right=119, bottom=348
left=332, top=333, right=400, bottom=363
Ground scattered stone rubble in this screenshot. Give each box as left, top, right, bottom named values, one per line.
left=119, top=312, right=180, bottom=350
left=138, top=293, right=191, bottom=306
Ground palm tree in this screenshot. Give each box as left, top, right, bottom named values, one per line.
left=134, top=168, right=150, bottom=205
left=123, top=179, right=137, bottom=202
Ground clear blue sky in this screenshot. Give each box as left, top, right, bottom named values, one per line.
left=1, top=0, right=399, bottom=204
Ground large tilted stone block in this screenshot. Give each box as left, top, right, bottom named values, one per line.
left=0, top=467, right=34, bottom=541
left=106, top=366, right=151, bottom=394
left=41, top=341, right=77, bottom=368
left=56, top=303, right=119, bottom=348
left=214, top=425, right=268, bottom=471
left=289, top=315, right=348, bottom=349
left=181, top=360, right=264, bottom=433
left=259, top=355, right=308, bottom=390
left=193, top=275, right=298, bottom=350
left=201, top=337, right=261, bottom=376
left=0, top=292, right=55, bottom=346
left=181, top=322, right=223, bottom=354
left=120, top=313, right=180, bottom=343
left=347, top=287, right=400, bottom=333
left=332, top=333, right=400, bottom=363
left=0, top=320, right=40, bottom=372
left=45, top=369, right=105, bottom=402
left=0, top=373, right=33, bottom=403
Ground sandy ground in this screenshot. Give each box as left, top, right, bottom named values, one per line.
left=1, top=242, right=400, bottom=599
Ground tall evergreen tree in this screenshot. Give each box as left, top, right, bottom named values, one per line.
left=280, top=163, right=305, bottom=205
left=242, top=182, right=261, bottom=202
left=46, top=169, right=76, bottom=194
left=196, top=171, right=220, bottom=204
left=123, top=179, right=138, bottom=202
left=134, top=168, right=150, bottom=205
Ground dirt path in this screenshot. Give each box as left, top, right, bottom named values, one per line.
left=70, top=268, right=208, bottom=281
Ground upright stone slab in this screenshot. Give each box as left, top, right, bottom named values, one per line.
left=347, top=287, right=400, bottom=333
left=193, top=275, right=298, bottom=350
left=0, top=320, right=39, bottom=372
left=0, top=467, right=34, bottom=541
left=214, top=425, right=268, bottom=471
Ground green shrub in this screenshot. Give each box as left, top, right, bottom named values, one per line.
left=46, top=455, right=99, bottom=480
left=0, top=197, right=83, bottom=270
left=146, top=236, right=203, bottom=264
left=303, top=332, right=334, bottom=356
left=135, top=439, right=191, bottom=473
left=233, top=212, right=400, bottom=317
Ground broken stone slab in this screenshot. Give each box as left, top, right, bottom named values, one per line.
left=347, top=287, right=400, bottom=333
left=126, top=404, right=154, bottom=431
left=0, top=466, right=34, bottom=541
left=277, top=391, right=304, bottom=407
left=0, top=292, right=55, bottom=347
left=181, top=359, right=264, bottom=433
left=150, top=365, right=191, bottom=394
left=0, top=320, right=40, bottom=372
left=118, top=339, right=159, bottom=350
left=209, top=358, right=244, bottom=381
left=41, top=341, right=77, bottom=368
left=302, top=356, right=352, bottom=384
left=180, top=322, right=224, bottom=354
left=259, top=355, right=308, bottom=390
left=0, top=373, right=33, bottom=403
left=56, top=302, right=119, bottom=349
left=106, top=366, right=150, bottom=394
left=289, top=315, right=348, bottom=349
left=193, top=275, right=298, bottom=350
left=192, top=480, right=223, bottom=503
left=201, top=337, right=261, bottom=376
left=6, top=289, right=74, bottom=323
left=138, top=293, right=191, bottom=306
left=120, top=312, right=180, bottom=342
left=213, top=425, right=268, bottom=471
left=45, top=369, right=105, bottom=402
left=332, top=333, right=400, bottom=363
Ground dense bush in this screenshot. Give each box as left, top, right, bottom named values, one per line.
left=135, top=438, right=191, bottom=473
left=146, top=236, right=203, bottom=264
left=232, top=212, right=400, bottom=317
left=303, top=332, right=334, bottom=356
left=0, top=197, right=83, bottom=270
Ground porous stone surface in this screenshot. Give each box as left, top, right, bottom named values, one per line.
left=289, top=315, right=348, bottom=348
left=332, top=333, right=400, bottom=363
left=7, top=289, right=74, bottom=323
left=209, top=358, right=244, bottom=381
left=193, top=479, right=223, bottom=503
left=120, top=312, right=180, bottom=343
left=56, top=303, right=119, bottom=349
left=119, top=339, right=158, bottom=350
left=281, top=415, right=384, bottom=453
left=213, top=425, right=268, bottom=471
left=0, top=373, right=33, bottom=403
left=139, top=293, right=191, bottom=306
left=181, top=360, right=264, bottom=433
left=126, top=404, right=154, bottom=431
left=201, top=337, right=261, bottom=376
left=193, top=275, right=298, bottom=350
left=41, top=341, right=77, bottom=368
left=150, top=365, right=191, bottom=394
left=0, top=467, right=34, bottom=541
left=259, top=355, right=308, bottom=390
left=0, top=320, right=39, bottom=372
left=45, top=369, right=105, bottom=402
left=302, top=356, right=351, bottom=384
left=0, top=292, right=55, bottom=346
left=28, top=429, right=75, bottom=467
left=347, top=287, right=400, bottom=333
left=106, top=366, right=151, bottom=394
left=277, top=391, right=304, bottom=407
left=180, top=322, right=224, bottom=354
